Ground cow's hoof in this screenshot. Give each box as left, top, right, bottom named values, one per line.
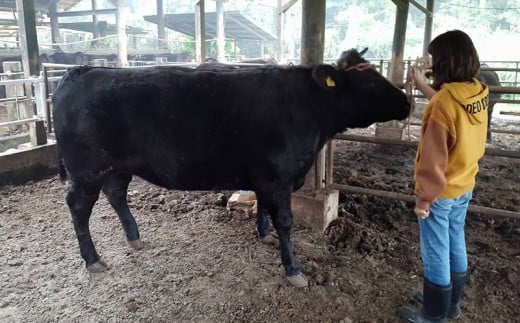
left=260, top=234, right=279, bottom=248
left=286, top=273, right=308, bottom=287
left=129, top=239, right=144, bottom=250
left=87, top=259, right=109, bottom=273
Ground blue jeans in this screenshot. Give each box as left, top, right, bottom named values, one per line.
left=419, top=190, right=472, bottom=286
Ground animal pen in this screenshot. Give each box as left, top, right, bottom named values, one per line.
left=0, top=0, right=519, bottom=238
left=3, top=60, right=517, bottom=223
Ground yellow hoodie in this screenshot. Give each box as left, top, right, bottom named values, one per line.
left=414, top=78, right=489, bottom=209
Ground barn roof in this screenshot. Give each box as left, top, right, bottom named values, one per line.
left=0, top=0, right=82, bottom=12
left=144, top=11, right=277, bottom=42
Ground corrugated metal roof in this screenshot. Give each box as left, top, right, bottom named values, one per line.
left=0, top=0, right=82, bottom=11
left=144, top=11, right=277, bottom=42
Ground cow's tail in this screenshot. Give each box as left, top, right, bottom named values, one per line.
left=57, top=148, right=68, bottom=182
left=58, top=158, right=67, bottom=182
left=54, top=66, right=93, bottom=182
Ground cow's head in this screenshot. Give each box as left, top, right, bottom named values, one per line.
left=336, top=47, right=369, bottom=70
left=312, top=48, right=410, bottom=128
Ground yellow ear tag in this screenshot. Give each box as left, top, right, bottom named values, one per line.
left=326, top=76, right=336, bottom=87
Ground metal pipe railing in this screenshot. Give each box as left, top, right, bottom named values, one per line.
left=328, top=133, right=520, bottom=220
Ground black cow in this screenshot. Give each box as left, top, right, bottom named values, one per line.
left=477, top=64, right=501, bottom=142
left=52, top=50, right=410, bottom=287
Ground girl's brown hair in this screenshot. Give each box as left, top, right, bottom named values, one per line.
left=428, top=30, right=480, bottom=90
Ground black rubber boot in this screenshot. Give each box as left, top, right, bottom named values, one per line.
left=399, top=279, right=451, bottom=322
left=413, top=272, right=467, bottom=320
left=448, top=272, right=467, bottom=319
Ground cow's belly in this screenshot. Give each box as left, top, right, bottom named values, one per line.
left=133, top=160, right=253, bottom=191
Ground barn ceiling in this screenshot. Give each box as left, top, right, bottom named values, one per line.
left=144, top=11, right=277, bottom=42
left=0, top=0, right=82, bottom=12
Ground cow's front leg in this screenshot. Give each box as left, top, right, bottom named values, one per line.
left=262, top=191, right=308, bottom=287
left=66, top=181, right=107, bottom=272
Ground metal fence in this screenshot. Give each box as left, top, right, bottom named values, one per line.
left=2, top=59, right=519, bottom=153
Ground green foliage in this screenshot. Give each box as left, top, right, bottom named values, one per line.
left=321, top=0, right=520, bottom=61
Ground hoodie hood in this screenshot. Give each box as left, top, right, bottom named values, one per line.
left=442, top=79, right=490, bottom=125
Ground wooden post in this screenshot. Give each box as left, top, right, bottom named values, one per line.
left=388, top=0, right=408, bottom=86
left=422, top=0, right=434, bottom=57
left=276, top=0, right=283, bottom=62
left=15, top=0, right=46, bottom=146
left=116, top=0, right=128, bottom=67
left=216, top=0, right=225, bottom=62
left=157, top=0, right=166, bottom=49
left=90, top=0, right=101, bottom=49
left=49, top=1, right=60, bottom=48
left=16, top=0, right=39, bottom=77
left=300, top=0, right=324, bottom=67
left=301, top=0, right=326, bottom=189
left=292, top=0, right=337, bottom=233
left=195, top=0, right=206, bottom=63
left=375, top=0, right=408, bottom=139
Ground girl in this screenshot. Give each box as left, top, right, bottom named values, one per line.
left=399, top=30, right=489, bottom=322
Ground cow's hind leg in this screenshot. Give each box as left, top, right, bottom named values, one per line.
left=66, top=180, right=107, bottom=272
left=256, top=204, right=279, bottom=247
left=102, top=174, right=143, bottom=250
left=259, top=191, right=308, bottom=287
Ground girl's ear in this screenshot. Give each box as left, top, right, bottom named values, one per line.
left=312, top=65, right=338, bottom=90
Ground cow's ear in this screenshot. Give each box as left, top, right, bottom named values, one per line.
left=312, top=65, right=338, bottom=89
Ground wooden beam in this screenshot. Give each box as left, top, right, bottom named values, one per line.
left=279, top=0, right=298, bottom=13
left=409, top=0, right=433, bottom=17
left=47, top=9, right=117, bottom=18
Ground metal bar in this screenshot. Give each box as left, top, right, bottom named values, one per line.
left=500, top=111, right=520, bottom=116
left=42, top=63, right=78, bottom=69
left=329, top=183, right=520, bottom=220
left=43, top=65, right=52, bottom=133
left=333, top=134, right=520, bottom=159
left=408, top=122, right=520, bottom=135
left=0, top=96, right=30, bottom=103
left=480, top=67, right=520, bottom=72
left=488, top=86, right=520, bottom=94
left=0, top=78, right=39, bottom=86
left=0, top=117, right=39, bottom=127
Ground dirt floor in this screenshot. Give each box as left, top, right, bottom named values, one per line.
left=0, top=107, right=518, bottom=322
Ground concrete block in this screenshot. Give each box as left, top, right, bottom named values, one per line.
left=375, top=125, right=404, bottom=140
left=0, top=141, right=57, bottom=185
left=0, top=133, right=30, bottom=152
left=291, top=189, right=339, bottom=232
